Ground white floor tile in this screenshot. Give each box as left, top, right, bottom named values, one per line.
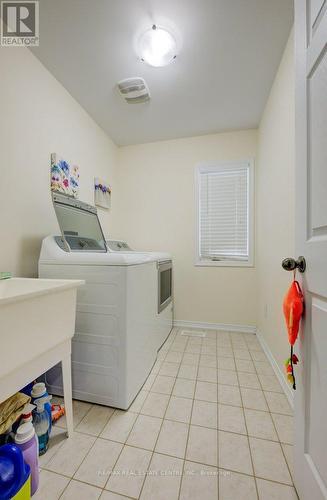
left=195, top=381, right=218, bottom=403
left=128, top=390, right=149, bottom=413
left=247, top=339, right=263, bottom=351
left=185, top=344, right=202, bottom=354
left=238, top=372, right=261, bottom=390
left=60, top=480, right=101, bottom=499
left=150, top=375, right=175, bottom=395
left=231, top=339, right=247, bottom=349
left=216, top=347, right=233, bottom=358
left=74, top=438, right=123, bottom=487
left=233, top=349, right=252, bottom=360
left=218, top=404, right=247, bottom=434
left=173, top=378, right=196, bottom=398
left=219, top=469, right=257, bottom=500
left=165, top=396, right=193, bottom=423
left=254, top=361, right=275, bottom=375
left=186, top=425, right=218, bottom=466
left=244, top=409, right=278, bottom=441
left=142, top=372, right=156, bottom=391
left=140, top=392, right=170, bottom=418
left=201, top=345, right=217, bottom=355
left=264, top=392, right=293, bottom=415
left=218, top=384, right=242, bottom=407
left=182, top=352, right=200, bottom=365
left=218, top=431, right=253, bottom=475
left=180, top=460, right=218, bottom=500
left=235, top=359, right=256, bottom=373
left=140, top=453, right=183, bottom=500
left=159, top=361, right=180, bottom=377
left=126, top=414, right=162, bottom=450
left=282, top=444, right=294, bottom=478
left=217, top=357, right=236, bottom=371
left=105, top=445, right=151, bottom=498
left=55, top=399, right=92, bottom=430
left=256, top=478, right=298, bottom=499
left=75, top=405, right=114, bottom=436
left=217, top=369, right=239, bottom=386
left=199, top=355, right=217, bottom=368
left=100, top=491, right=133, bottom=500
left=240, top=388, right=268, bottom=412
left=155, top=419, right=189, bottom=458
left=249, top=437, right=292, bottom=484
left=271, top=413, right=294, bottom=444
left=258, top=374, right=283, bottom=393
left=46, top=431, right=96, bottom=477
left=165, top=351, right=183, bottom=363
left=178, top=363, right=198, bottom=380
left=100, top=410, right=137, bottom=443
left=191, top=399, right=217, bottom=429
left=250, top=350, right=268, bottom=362
left=33, top=470, right=70, bottom=499
left=197, top=366, right=218, bottom=383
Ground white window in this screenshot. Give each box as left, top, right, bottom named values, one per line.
left=195, top=160, right=254, bottom=267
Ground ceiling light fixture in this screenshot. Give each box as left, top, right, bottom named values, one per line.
left=138, top=25, right=177, bottom=67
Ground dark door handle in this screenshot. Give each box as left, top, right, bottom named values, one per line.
left=282, top=256, right=306, bottom=273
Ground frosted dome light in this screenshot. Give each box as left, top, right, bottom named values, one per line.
left=138, top=25, right=177, bottom=67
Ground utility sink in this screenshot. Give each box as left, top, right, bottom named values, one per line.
left=0, top=278, right=84, bottom=380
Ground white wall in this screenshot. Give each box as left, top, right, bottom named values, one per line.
left=256, top=31, right=295, bottom=373
left=111, top=130, right=258, bottom=327
left=0, top=47, right=117, bottom=277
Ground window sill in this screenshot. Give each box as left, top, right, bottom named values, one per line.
left=194, top=259, right=254, bottom=268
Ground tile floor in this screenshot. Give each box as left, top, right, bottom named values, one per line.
left=35, top=328, right=297, bottom=499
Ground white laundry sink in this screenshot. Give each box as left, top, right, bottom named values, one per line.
left=0, top=278, right=84, bottom=380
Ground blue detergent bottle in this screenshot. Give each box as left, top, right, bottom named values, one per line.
left=0, top=443, right=31, bottom=499
left=31, top=382, right=52, bottom=433
left=33, top=397, right=51, bottom=456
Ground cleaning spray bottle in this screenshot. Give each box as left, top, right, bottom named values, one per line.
left=33, top=396, right=51, bottom=455
left=19, top=403, right=36, bottom=426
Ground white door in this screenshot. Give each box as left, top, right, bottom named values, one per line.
left=294, top=0, right=327, bottom=499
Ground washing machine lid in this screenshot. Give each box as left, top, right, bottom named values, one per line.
left=52, top=193, right=107, bottom=253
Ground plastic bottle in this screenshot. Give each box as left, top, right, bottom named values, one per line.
left=33, top=397, right=50, bottom=456
left=0, top=443, right=31, bottom=500
left=31, top=382, right=52, bottom=433
left=14, top=422, right=39, bottom=495
left=19, top=403, right=36, bottom=425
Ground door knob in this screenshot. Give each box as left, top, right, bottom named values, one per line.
left=282, top=256, right=306, bottom=273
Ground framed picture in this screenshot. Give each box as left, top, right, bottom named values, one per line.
left=50, top=153, right=80, bottom=198
left=94, top=177, right=111, bottom=209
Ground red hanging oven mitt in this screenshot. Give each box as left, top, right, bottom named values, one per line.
left=283, top=280, right=303, bottom=390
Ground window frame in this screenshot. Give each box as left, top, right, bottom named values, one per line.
left=195, top=159, right=255, bottom=268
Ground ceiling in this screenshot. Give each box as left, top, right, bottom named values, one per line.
left=32, top=0, right=293, bottom=146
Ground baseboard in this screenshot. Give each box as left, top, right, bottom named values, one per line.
left=256, top=329, right=294, bottom=408
left=173, top=319, right=256, bottom=334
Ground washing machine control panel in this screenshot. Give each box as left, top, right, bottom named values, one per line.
left=106, top=240, right=133, bottom=252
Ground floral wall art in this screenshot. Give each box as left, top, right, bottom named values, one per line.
left=50, top=153, right=80, bottom=198
left=94, top=177, right=111, bottom=209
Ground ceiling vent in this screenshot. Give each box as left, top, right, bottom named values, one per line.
left=117, top=77, right=150, bottom=104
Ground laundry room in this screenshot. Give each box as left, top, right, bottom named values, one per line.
left=1, top=0, right=326, bottom=499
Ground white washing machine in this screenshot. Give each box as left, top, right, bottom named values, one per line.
left=39, top=193, right=173, bottom=409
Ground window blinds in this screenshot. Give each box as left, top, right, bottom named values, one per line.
left=199, top=164, right=249, bottom=261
